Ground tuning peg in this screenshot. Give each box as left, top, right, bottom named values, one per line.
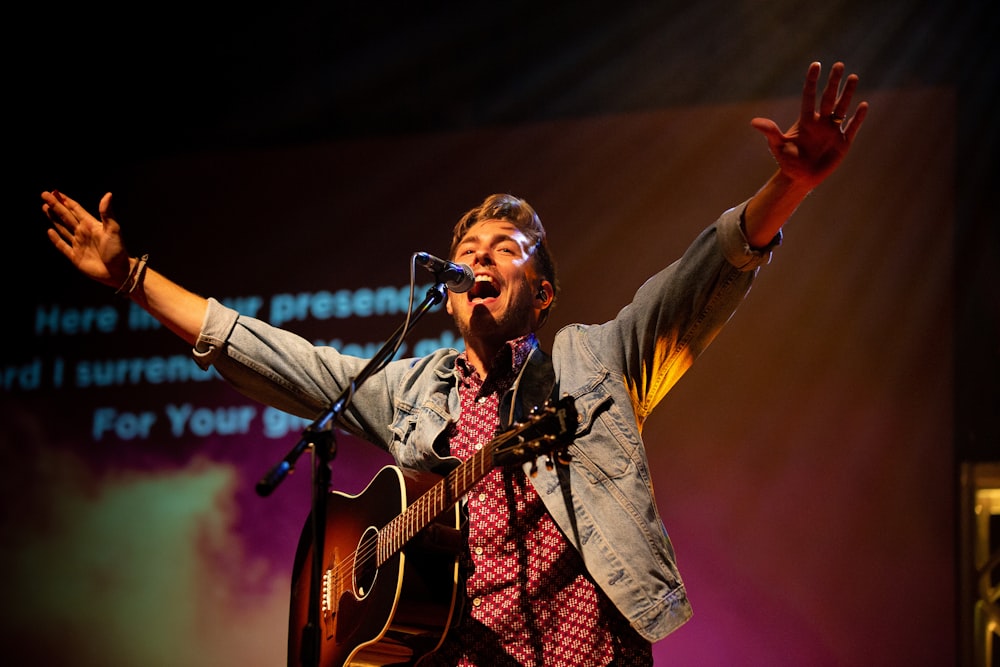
left=556, top=450, right=572, bottom=466
left=544, top=456, right=555, bottom=472
left=528, top=460, right=539, bottom=477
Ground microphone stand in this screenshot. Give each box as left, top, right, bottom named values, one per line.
left=255, top=280, right=448, bottom=667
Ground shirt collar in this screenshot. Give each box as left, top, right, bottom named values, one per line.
left=456, top=333, right=538, bottom=387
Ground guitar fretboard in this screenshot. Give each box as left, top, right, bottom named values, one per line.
left=376, top=437, right=494, bottom=565
left=373, top=398, right=574, bottom=566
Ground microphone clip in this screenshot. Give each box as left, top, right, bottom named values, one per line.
left=414, top=252, right=474, bottom=293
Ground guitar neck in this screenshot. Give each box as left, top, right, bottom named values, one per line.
left=375, top=441, right=493, bottom=565
left=372, top=396, right=576, bottom=567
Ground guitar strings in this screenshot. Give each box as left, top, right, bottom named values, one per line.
left=321, top=407, right=561, bottom=595
left=322, top=472, right=451, bottom=589
left=323, top=454, right=486, bottom=593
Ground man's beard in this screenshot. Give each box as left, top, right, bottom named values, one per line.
left=453, top=294, right=535, bottom=350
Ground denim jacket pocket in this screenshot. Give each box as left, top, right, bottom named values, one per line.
left=387, top=405, right=419, bottom=464
left=570, top=384, right=640, bottom=482
left=388, top=391, right=452, bottom=471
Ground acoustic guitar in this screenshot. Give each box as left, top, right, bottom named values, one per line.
left=287, top=395, right=578, bottom=667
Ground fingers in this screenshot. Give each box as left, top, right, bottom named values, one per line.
left=802, top=61, right=867, bottom=136
left=46, top=226, right=75, bottom=260
left=43, top=195, right=79, bottom=258
left=98, top=191, right=114, bottom=222
left=749, top=117, right=785, bottom=151
left=800, top=62, right=821, bottom=121
left=42, top=190, right=109, bottom=233
left=843, top=101, right=869, bottom=142
left=42, top=190, right=78, bottom=228
left=831, top=71, right=859, bottom=121
left=42, top=192, right=83, bottom=259
left=818, top=62, right=846, bottom=118
left=57, top=191, right=88, bottom=223
left=749, top=117, right=780, bottom=136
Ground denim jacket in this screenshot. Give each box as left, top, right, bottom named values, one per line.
left=193, top=200, right=777, bottom=642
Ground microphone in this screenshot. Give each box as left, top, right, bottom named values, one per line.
left=414, top=252, right=475, bottom=293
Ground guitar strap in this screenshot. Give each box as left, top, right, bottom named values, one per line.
left=499, top=344, right=585, bottom=551
left=498, top=344, right=557, bottom=430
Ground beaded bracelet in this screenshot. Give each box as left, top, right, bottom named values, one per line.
left=114, top=254, right=149, bottom=297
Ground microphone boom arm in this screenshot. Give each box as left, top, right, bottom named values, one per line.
left=255, top=280, right=448, bottom=496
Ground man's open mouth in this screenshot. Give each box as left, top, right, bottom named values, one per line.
left=468, top=274, right=500, bottom=301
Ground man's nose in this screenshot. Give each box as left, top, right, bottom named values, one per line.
left=473, top=250, right=493, bottom=266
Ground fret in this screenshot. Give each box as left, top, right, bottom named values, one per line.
left=372, top=397, right=574, bottom=567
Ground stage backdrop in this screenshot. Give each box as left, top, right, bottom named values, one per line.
left=2, top=86, right=954, bottom=666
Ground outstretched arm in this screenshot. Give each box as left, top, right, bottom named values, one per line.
left=43, top=190, right=207, bottom=345
left=743, top=61, right=869, bottom=247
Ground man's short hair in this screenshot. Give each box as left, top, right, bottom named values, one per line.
left=449, top=193, right=559, bottom=326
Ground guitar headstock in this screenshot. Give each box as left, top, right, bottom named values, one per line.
left=491, top=395, right=578, bottom=470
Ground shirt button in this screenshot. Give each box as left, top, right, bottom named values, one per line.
left=472, top=597, right=482, bottom=607
left=474, top=443, right=482, bottom=450
left=478, top=493, right=487, bottom=502
left=474, top=546, right=484, bottom=555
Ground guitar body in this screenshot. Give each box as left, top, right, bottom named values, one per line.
left=288, top=465, right=462, bottom=667
left=286, top=396, right=578, bottom=666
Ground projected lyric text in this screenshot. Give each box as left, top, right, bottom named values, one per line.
left=11, top=283, right=461, bottom=444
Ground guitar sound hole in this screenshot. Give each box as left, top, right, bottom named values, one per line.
left=354, top=525, right=379, bottom=598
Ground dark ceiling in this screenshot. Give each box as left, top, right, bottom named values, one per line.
left=14, top=1, right=995, bottom=157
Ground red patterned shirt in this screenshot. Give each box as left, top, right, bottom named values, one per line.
left=427, top=335, right=652, bottom=667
